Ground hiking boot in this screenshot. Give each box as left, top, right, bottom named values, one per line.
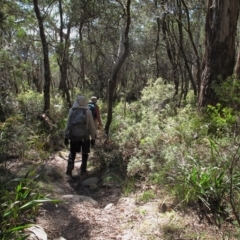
left=80, top=171, right=88, bottom=181
left=80, top=171, right=88, bottom=176
left=66, top=168, right=72, bottom=176
left=66, top=169, right=77, bottom=181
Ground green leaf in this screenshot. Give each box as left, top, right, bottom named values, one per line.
left=7, top=223, right=33, bottom=233
left=17, top=28, right=27, bottom=38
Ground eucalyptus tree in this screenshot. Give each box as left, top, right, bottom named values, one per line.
left=32, top=0, right=51, bottom=112
left=236, top=17, right=240, bottom=79
left=55, top=0, right=72, bottom=107
left=198, top=0, right=239, bottom=109
left=105, top=0, right=131, bottom=135
left=1, top=0, right=55, bottom=112
left=129, top=0, right=205, bottom=106
left=67, top=0, right=131, bottom=99
left=69, top=0, right=103, bottom=90
left=235, top=42, right=240, bottom=79
left=153, top=0, right=205, bottom=102
left=112, top=0, right=163, bottom=101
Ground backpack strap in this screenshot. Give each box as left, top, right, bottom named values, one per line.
left=72, top=107, right=87, bottom=113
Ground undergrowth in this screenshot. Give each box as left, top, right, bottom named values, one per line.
left=0, top=90, right=67, bottom=238
left=2, top=77, right=240, bottom=233
left=0, top=170, right=58, bottom=239
left=109, top=77, right=240, bottom=227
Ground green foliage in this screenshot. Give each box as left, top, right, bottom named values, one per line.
left=0, top=89, right=72, bottom=165
left=0, top=171, right=58, bottom=239
left=110, top=79, right=176, bottom=177
left=215, top=76, right=240, bottom=109
left=13, top=90, right=68, bottom=154
left=123, top=177, right=136, bottom=196
left=170, top=158, right=227, bottom=205
left=169, top=147, right=240, bottom=225
left=17, top=90, right=44, bottom=120
left=138, top=190, right=156, bottom=202
left=0, top=114, right=27, bottom=162
left=206, top=103, right=237, bottom=136
left=110, top=77, right=240, bottom=226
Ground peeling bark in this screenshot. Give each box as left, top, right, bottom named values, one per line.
left=198, top=0, right=239, bottom=109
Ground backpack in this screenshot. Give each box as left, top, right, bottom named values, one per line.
left=68, top=108, right=89, bottom=140
left=88, top=102, right=97, bottom=119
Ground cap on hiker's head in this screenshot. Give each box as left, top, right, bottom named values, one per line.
left=72, top=95, right=88, bottom=108
left=91, top=96, right=97, bottom=103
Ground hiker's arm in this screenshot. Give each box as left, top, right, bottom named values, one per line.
left=95, top=105, right=103, bottom=126
left=64, top=109, right=72, bottom=138
left=87, top=110, right=96, bottom=140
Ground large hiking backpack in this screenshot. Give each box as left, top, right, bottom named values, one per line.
left=88, top=102, right=97, bottom=119
left=68, top=108, right=89, bottom=140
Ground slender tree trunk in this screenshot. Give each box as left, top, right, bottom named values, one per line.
left=57, top=0, right=71, bottom=108
left=78, top=22, right=85, bottom=89
left=155, top=16, right=160, bottom=78
left=33, top=0, right=51, bottom=113
left=154, top=0, right=161, bottom=78
left=180, top=0, right=200, bottom=95
left=162, top=13, right=179, bottom=98
left=198, top=0, right=239, bottom=110
left=177, top=0, right=195, bottom=100
left=105, top=0, right=131, bottom=136
left=181, top=0, right=200, bottom=96
left=235, top=47, right=240, bottom=79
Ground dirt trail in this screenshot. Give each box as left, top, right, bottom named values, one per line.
left=27, top=150, right=230, bottom=240
left=32, top=151, right=140, bottom=240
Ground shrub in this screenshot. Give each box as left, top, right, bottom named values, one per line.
left=206, top=103, right=237, bottom=137
left=111, top=78, right=175, bottom=177
left=138, top=190, right=156, bottom=202
left=0, top=171, right=58, bottom=239
left=169, top=141, right=240, bottom=225
left=215, top=75, right=240, bottom=110
left=110, top=77, right=240, bottom=226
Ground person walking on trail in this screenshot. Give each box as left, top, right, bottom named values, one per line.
left=88, top=96, right=103, bottom=131
left=64, top=95, right=96, bottom=179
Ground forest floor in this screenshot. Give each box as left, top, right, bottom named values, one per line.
left=8, top=138, right=239, bottom=240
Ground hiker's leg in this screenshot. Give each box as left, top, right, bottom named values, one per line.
left=66, top=141, right=78, bottom=176
left=66, top=151, right=76, bottom=175
left=80, top=153, right=88, bottom=173
left=94, top=119, right=98, bottom=139
left=80, top=139, right=90, bottom=174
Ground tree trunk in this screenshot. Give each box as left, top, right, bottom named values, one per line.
left=33, top=0, right=51, bottom=113
left=104, top=0, right=131, bottom=136
left=180, top=0, right=200, bottom=96
left=57, top=0, right=71, bottom=108
left=161, top=11, right=179, bottom=98
left=155, top=16, right=160, bottom=78
left=198, top=0, right=239, bottom=109
left=78, top=22, right=86, bottom=89
left=235, top=47, right=240, bottom=79
left=154, top=0, right=161, bottom=79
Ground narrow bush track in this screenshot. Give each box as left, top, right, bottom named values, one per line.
left=34, top=151, right=129, bottom=240
left=7, top=143, right=238, bottom=240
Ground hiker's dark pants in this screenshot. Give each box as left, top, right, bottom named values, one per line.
left=67, top=139, right=90, bottom=173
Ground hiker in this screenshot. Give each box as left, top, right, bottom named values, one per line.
left=88, top=96, right=103, bottom=139
left=64, top=95, right=96, bottom=179
left=88, top=96, right=103, bottom=135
